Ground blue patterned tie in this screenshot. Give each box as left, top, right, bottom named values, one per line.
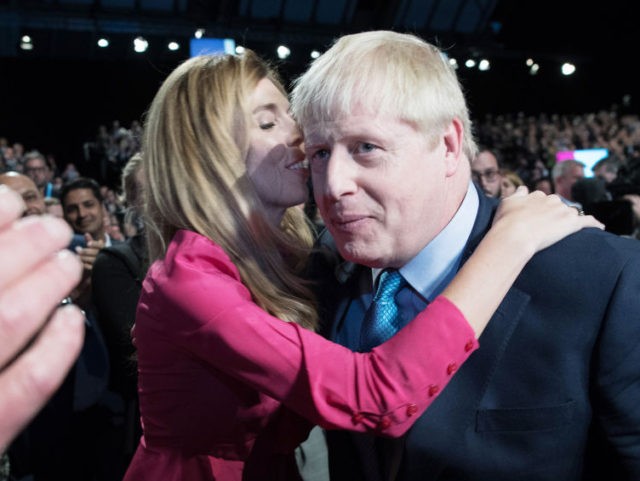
left=359, top=269, right=406, bottom=352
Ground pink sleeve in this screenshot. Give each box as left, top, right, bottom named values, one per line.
left=144, top=233, right=478, bottom=437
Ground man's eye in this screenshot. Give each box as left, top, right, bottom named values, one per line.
left=310, top=149, right=330, bottom=162
left=260, top=122, right=275, bottom=130
left=356, top=142, right=377, bottom=154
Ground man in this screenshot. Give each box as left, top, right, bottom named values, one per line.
left=0, top=172, right=46, bottom=216
left=471, top=149, right=502, bottom=198
left=60, top=177, right=111, bottom=246
left=292, top=31, right=640, bottom=481
left=59, top=176, right=113, bottom=481
left=552, top=159, right=585, bottom=208
left=24, top=150, right=58, bottom=199
left=592, top=156, right=618, bottom=184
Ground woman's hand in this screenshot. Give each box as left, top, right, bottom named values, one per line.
left=492, top=186, right=604, bottom=255
left=0, top=186, right=85, bottom=452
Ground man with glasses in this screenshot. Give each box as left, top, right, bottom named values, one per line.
left=24, top=150, right=58, bottom=199
left=472, top=148, right=502, bottom=198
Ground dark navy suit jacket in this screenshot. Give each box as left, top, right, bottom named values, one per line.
left=311, top=188, right=640, bottom=481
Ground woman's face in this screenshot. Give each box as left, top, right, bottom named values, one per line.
left=500, top=177, right=518, bottom=198
left=245, top=78, right=309, bottom=225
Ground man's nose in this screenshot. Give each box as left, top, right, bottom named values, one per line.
left=320, top=149, right=357, bottom=201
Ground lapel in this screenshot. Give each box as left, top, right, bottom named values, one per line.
left=401, top=188, right=532, bottom=480
left=308, top=229, right=372, bottom=340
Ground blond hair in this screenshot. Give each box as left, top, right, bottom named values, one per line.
left=291, top=30, right=478, bottom=160
left=143, top=51, right=317, bottom=329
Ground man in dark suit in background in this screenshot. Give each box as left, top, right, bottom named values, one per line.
left=292, top=30, right=640, bottom=481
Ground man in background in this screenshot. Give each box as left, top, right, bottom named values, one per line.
left=24, top=151, right=58, bottom=199
left=552, top=159, right=585, bottom=208
left=471, top=148, right=502, bottom=198
left=0, top=172, right=45, bottom=216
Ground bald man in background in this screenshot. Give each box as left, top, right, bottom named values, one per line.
left=0, top=172, right=45, bottom=216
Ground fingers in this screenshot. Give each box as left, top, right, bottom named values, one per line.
left=575, top=212, right=604, bottom=230
left=0, top=186, right=25, bottom=229
left=0, top=250, right=83, bottom=368
left=76, top=239, right=104, bottom=271
left=0, top=216, right=74, bottom=292
left=510, top=185, right=530, bottom=197
left=0, top=304, right=84, bottom=452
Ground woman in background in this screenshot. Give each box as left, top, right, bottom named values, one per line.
left=500, top=169, right=526, bottom=198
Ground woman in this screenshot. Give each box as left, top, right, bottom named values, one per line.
left=500, top=169, right=526, bottom=198
left=124, top=51, right=601, bottom=481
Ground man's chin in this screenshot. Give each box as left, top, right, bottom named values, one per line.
left=336, top=242, right=387, bottom=268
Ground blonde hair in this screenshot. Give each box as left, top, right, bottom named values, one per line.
left=291, top=30, right=478, bottom=160
left=501, top=169, right=525, bottom=189
left=143, top=51, right=317, bottom=329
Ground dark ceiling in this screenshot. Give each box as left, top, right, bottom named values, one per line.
left=2, top=0, right=635, bottom=63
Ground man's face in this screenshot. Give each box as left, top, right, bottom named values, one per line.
left=63, top=188, right=104, bottom=239
left=24, top=158, right=50, bottom=189
left=556, top=164, right=585, bottom=200
left=471, top=151, right=501, bottom=198
left=305, top=108, right=463, bottom=268
left=0, top=174, right=45, bottom=216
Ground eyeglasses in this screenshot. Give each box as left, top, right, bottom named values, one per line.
left=25, top=166, right=48, bottom=174
left=472, top=168, right=500, bottom=183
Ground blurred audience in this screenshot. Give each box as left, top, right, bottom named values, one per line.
left=91, top=153, right=148, bottom=480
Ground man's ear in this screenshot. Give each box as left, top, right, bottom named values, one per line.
left=443, top=118, right=464, bottom=176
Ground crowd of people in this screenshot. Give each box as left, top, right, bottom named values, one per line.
left=1, top=29, right=639, bottom=481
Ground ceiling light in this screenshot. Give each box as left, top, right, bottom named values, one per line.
left=478, top=59, right=490, bottom=71
left=561, top=62, right=576, bottom=76
left=97, top=38, right=109, bottom=48
left=133, top=36, right=148, bottom=53
left=310, top=50, right=320, bottom=59
left=277, top=45, right=290, bottom=59
left=168, top=41, right=180, bottom=51
left=194, top=28, right=205, bottom=39
left=235, top=45, right=245, bottom=54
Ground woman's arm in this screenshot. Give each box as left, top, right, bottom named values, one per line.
left=142, top=194, right=602, bottom=437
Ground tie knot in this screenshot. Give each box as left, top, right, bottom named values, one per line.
left=373, top=269, right=405, bottom=303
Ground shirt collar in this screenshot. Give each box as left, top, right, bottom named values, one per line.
left=373, top=182, right=479, bottom=300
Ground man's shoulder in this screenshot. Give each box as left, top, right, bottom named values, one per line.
left=523, top=227, right=640, bottom=286
left=548, top=227, right=640, bottom=258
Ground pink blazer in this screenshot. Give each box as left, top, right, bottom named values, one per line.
left=124, top=229, right=478, bottom=481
